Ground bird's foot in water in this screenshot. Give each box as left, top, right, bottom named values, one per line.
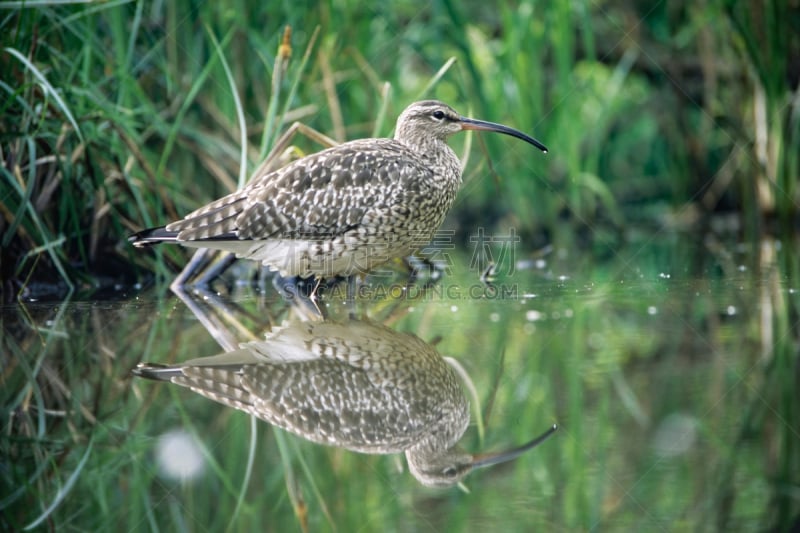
left=404, top=255, right=445, bottom=290
left=272, top=274, right=362, bottom=319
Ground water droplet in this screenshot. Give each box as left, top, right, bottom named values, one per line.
left=648, top=306, right=657, bottom=315
left=450, top=305, right=458, bottom=313
left=726, top=305, right=736, bottom=315
left=525, top=310, right=543, bottom=322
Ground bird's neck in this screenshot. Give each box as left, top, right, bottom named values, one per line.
left=396, top=134, right=463, bottom=183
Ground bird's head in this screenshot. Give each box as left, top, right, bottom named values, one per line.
left=405, top=423, right=558, bottom=488
left=395, top=100, right=548, bottom=153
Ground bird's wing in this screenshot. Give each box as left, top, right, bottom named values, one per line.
left=238, top=360, right=433, bottom=452
left=165, top=139, right=433, bottom=242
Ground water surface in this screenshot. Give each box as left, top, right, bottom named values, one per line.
left=3, top=236, right=798, bottom=531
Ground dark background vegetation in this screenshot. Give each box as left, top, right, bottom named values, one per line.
left=1, top=1, right=798, bottom=298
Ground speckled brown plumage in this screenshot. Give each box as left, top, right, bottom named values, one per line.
left=134, top=319, right=471, bottom=487
left=130, top=100, right=547, bottom=278
left=134, top=318, right=559, bottom=487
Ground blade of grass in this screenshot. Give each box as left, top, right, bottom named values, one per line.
left=155, top=29, right=236, bottom=179
left=1, top=137, right=36, bottom=248
left=4, top=46, right=84, bottom=144
left=0, top=0, right=98, bottom=7
left=291, top=438, right=336, bottom=530
left=2, top=163, right=75, bottom=292
left=258, top=26, right=292, bottom=159
left=445, top=356, right=484, bottom=443
left=273, top=429, right=306, bottom=531
left=168, top=388, right=241, bottom=498
left=272, top=26, right=321, bottom=158
left=225, top=415, right=258, bottom=533
left=23, top=438, right=94, bottom=531
left=370, top=81, right=391, bottom=138
left=414, top=56, right=457, bottom=101
left=0, top=79, right=36, bottom=116
left=206, top=26, right=248, bottom=190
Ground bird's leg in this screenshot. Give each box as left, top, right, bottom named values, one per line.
left=170, top=249, right=237, bottom=292
left=311, top=276, right=324, bottom=299
left=170, top=249, right=210, bottom=290
left=478, top=261, right=497, bottom=287
left=404, top=255, right=445, bottom=290
left=404, top=256, right=422, bottom=286
left=192, top=253, right=238, bottom=287
left=272, top=274, right=314, bottom=299
left=170, top=122, right=340, bottom=293
left=272, top=274, right=325, bottom=320
left=345, top=275, right=360, bottom=318
left=346, top=275, right=358, bottom=301
left=171, top=283, right=247, bottom=351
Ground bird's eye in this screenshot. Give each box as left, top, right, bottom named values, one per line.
left=442, top=467, right=457, bottom=477
left=432, top=110, right=446, bottom=120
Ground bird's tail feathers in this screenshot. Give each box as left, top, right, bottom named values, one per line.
left=132, top=363, right=183, bottom=381
left=128, top=226, right=179, bottom=247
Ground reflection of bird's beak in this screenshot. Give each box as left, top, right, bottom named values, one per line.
left=471, top=424, right=558, bottom=469
left=459, top=117, right=549, bottom=153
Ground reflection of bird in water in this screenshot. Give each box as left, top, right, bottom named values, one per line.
left=133, top=319, right=556, bottom=487
left=129, top=101, right=547, bottom=283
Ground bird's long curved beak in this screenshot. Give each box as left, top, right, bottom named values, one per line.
left=470, top=423, right=558, bottom=469
left=459, top=116, right=548, bottom=153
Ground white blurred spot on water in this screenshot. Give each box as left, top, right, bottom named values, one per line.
left=156, top=429, right=205, bottom=481
left=525, top=310, right=543, bottom=322
left=651, top=413, right=698, bottom=457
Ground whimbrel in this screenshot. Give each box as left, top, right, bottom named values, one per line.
left=130, top=100, right=547, bottom=282
left=133, top=319, right=557, bottom=487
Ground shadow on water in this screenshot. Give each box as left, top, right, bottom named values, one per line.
left=2, top=235, right=799, bottom=531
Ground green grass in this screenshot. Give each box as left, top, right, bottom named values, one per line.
left=1, top=0, right=798, bottom=297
